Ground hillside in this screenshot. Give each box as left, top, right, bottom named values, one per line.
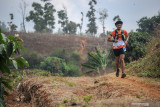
left=4, top=32, right=111, bottom=56
left=126, top=36, right=160, bottom=78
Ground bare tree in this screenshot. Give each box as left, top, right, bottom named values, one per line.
left=98, top=9, right=108, bottom=34
left=19, top=0, right=28, bottom=32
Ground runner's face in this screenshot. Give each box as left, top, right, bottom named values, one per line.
left=116, top=24, right=122, bottom=30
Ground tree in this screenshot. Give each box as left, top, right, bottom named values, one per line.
left=86, top=0, right=97, bottom=36
left=67, top=21, right=77, bottom=34
left=57, top=9, right=69, bottom=34
left=136, top=12, right=160, bottom=33
left=26, top=0, right=56, bottom=33
left=98, top=9, right=108, bottom=34
left=0, top=21, right=9, bottom=32
left=19, top=0, right=28, bottom=32
left=113, top=15, right=121, bottom=22
left=8, top=13, right=17, bottom=32
left=58, top=7, right=78, bottom=34
left=77, top=12, right=84, bottom=35
left=0, top=29, right=29, bottom=106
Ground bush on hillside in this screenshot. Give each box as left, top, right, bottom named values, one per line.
left=22, top=50, right=43, bottom=68
left=67, top=64, right=82, bottom=77
left=40, top=57, right=69, bottom=75
left=126, top=37, right=160, bottom=78
left=125, top=32, right=151, bottom=62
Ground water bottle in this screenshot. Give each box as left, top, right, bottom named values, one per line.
left=123, top=47, right=126, bottom=52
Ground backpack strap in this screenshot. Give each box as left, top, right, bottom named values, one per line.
left=121, top=30, right=125, bottom=41
left=114, top=30, right=119, bottom=40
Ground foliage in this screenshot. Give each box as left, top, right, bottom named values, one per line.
left=57, top=9, right=78, bottom=34
left=22, top=50, right=43, bottom=68
left=0, top=29, right=29, bottom=106
left=125, top=32, right=151, bottom=62
left=26, top=0, right=56, bottom=33
left=86, top=0, right=97, bottom=36
left=136, top=12, right=160, bottom=33
left=0, top=21, right=9, bottom=32
left=8, top=13, right=17, bottom=32
left=127, top=37, right=160, bottom=78
left=40, top=57, right=69, bottom=75
left=57, top=9, right=69, bottom=34
left=98, top=9, right=108, bottom=34
left=83, top=94, right=93, bottom=104
left=77, top=12, right=84, bottom=35
left=67, top=64, right=81, bottom=77
left=67, top=21, right=77, bottom=34
left=113, top=15, right=121, bottom=22
left=82, top=47, right=108, bottom=74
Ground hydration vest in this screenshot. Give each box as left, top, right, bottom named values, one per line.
left=114, top=30, right=125, bottom=41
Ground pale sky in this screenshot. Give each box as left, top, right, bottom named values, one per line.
left=0, top=0, right=160, bottom=35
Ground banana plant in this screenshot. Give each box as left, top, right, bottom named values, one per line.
left=0, top=29, right=29, bottom=107
left=82, top=47, right=108, bottom=74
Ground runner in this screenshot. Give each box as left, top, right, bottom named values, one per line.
left=108, top=21, right=129, bottom=78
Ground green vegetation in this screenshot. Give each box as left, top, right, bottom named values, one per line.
left=86, top=0, right=97, bottom=35
left=0, top=29, right=28, bottom=106
left=22, top=50, right=43, bottom=68
left=127, top=37, right=160, bottom=78
left=83, top=94, right=93, bottom=104
left=40, top=57, right=69, bottom=75
left=26, top=0, right=56, bottom=33
left=125, top=32, right=151, bottom=62
left=82, top=47, right=108, bottom=74
left=137, top=12, right=160, bottom=33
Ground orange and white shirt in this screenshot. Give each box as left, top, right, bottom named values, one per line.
left=108, top=29, right=128, bottom=49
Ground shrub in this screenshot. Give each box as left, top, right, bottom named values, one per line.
left=125, top=32, right=151, bottom=62
left=69, top=51, right=81, bottom=65
left=40, top=57, right=69, bottom=75
left=67, top=64, right=81, bottom=77
left=22, top=50, right=43, bottom=68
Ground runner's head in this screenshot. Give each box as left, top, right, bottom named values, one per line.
left=115, top=21, right=123, bottom=30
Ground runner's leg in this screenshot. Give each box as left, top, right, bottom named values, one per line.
left=115, top=56, right=120, bottom=70
left=120, top=54, right=125, bottom=73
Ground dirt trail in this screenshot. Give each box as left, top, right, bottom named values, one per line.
left=107, top=73, right=160, bottom=100
left=6, top=73, right=160, bottom=107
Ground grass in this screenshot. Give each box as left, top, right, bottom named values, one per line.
left=65, top=81, right=76, bottom=87
left=51, top=84, right=60, bottom=87
left=126, top=37, right=160, bottom=78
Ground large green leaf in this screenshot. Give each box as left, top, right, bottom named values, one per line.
left=0, top=62, right=10, bottom=74
left=16, top=57, right=29, bottom=69
left=12, top=60, right=18, bottom=69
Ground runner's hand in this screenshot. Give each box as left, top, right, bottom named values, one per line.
left=125, top=41, right=128, bottom=44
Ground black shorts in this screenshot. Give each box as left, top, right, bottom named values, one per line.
left=113, top=48, right=125, bottom=57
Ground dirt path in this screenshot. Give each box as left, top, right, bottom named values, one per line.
left=107, top=73, right=160, bottom=100
left=6, top=73, right=160, bottom=107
